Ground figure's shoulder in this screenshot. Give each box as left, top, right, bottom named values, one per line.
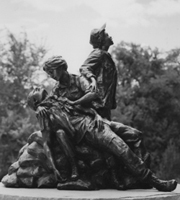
left=68, top=74, right=90, bottom=93
left=83, top=49, right=104, bottom=63
left=81, top=49, right=105, bottom=67
left=90, top=48, right=105, bottom=57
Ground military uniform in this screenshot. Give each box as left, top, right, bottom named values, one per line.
left=80, top=49, right=117, bottom=120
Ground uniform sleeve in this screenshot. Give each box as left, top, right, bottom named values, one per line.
left=79, top=76, right=92, bottom=94
left=80, top=49, right=103, bottom=80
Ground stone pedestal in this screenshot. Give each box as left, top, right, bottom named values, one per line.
left=0, top=183, right=180, bottom=200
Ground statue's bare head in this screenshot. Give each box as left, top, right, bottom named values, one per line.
left=27, top=87, right=48, bottom=111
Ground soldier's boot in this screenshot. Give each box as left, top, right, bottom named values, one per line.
left=70, top=159, right=79, bottom=181
left=110, top=137, right=150, bottom=180
left=104, top=134, right=177, bottom=192
left=56, top=129, right=79, bottom=181
left=110, top=168, right=126, bottom=190
left=105, top=154, right=126, bottom=190
left=147, top=173, right=177, bottom=192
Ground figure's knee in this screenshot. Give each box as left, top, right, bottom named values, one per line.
left=109, top=136, right=129, bottom=155
left=110, top=121, right=125, bottom=133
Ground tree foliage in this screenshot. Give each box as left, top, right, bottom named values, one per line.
left=0, top=30, right=47, bottom=179
left=112, top=42, right=180, bottom=179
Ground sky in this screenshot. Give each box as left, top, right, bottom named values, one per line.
left=0, top=0, right=180, bottom=74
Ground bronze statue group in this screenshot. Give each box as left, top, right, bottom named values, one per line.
left=2, top=24, right=178, bottom=192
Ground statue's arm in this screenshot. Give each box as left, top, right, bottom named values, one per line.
left=80, top=50, right=102, bottom=79
left=80, top=50, right=103, bottom=92
left=68, top=91, right=97, bottom=106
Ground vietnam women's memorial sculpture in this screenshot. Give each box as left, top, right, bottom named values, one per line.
left=1, top=24, right=178, bottom=192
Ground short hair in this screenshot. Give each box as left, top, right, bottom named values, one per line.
left=43, top=56, right=68, bottom=74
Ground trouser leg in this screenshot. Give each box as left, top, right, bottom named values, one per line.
left=84, top=127, right=150, bottom=180
left=108, top=136, right=150, bottom=180
left=105, top=137, right=177, bottom=191
left=56, top=129, right=79, bottom=180
left=110, top=121, right=142, bottom=144
left=104, top=153, right=125, bottom=189
left=85, top=125, right=177, bottom=192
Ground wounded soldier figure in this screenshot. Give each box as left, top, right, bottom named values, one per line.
left=27, top=86, right=177, bottom=192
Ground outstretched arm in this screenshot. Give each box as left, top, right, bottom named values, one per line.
left=66, top=91, right=97, bottom=106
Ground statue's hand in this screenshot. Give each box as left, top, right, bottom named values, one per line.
left=36, top=106, right=48, bottom=118
left=66, top=99, right=75, bottom=105
left=89, top=77, right=97, bottom=92
left=95, top=114, right=104, bottom=131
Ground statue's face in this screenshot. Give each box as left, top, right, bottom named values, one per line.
left=48, top=68, right=63, bottom=81
left=103, top=32, right=114, bottom=47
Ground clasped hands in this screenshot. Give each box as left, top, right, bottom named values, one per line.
left=36, top=106, right=48, bottom=118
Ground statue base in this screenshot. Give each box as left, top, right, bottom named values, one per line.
left=0, top=183, right=180, bottom=200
